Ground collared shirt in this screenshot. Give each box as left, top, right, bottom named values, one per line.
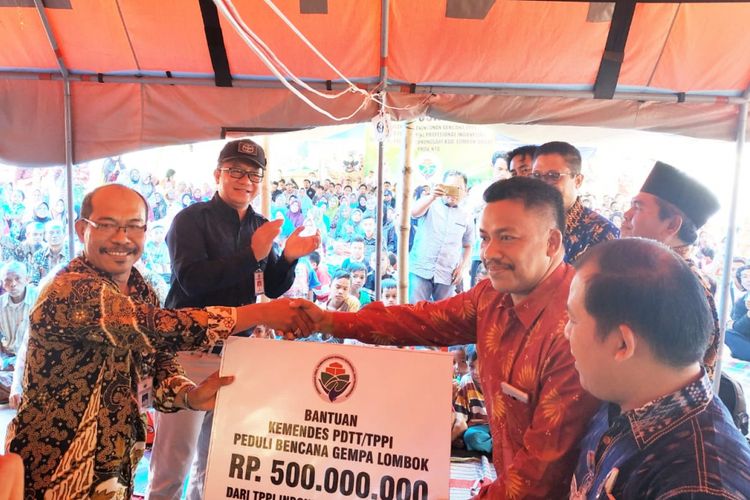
left=29, top=244, right=69, bottom=285
left=165, top=193, right=296, bottom=309
left=7, top=256, right=236, bottom=498
left=334, top=263, right=600, bottom=499
left=454, top=374, right=488, bottom=427
left=409, top=200, right=473, bottom=285
left=571, top=374, right=750, bottom=500
left=0, top=285, right=38, bottom=355
left=564, top=198, right=619, bottom=263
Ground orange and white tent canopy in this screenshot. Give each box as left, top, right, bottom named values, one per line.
left=1, top=0, right=750, bottom=166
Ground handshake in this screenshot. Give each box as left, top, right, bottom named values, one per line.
left=236, top=298, right=332, bottom=339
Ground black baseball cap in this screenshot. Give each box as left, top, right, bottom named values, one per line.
left=218, top=139, right=267, bottom=169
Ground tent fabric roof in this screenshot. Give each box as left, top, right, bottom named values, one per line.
left=1, top=0, right=750, bottom=166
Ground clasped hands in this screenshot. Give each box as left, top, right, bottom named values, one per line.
left=250, top=298, right=332, bottom=339
left=186, top=300, right=332, bottom=411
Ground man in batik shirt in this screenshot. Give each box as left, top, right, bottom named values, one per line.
left=620, top=161, right=721, bottom=379
left=301, top=177, right=600, bottom=498
left=29, top=220, right=69, bottom=285
left=567, top=238, right=750, bottom=499
left=6, top=184, right=316, bottom=499
left=531, top=141, right=618, bottom=263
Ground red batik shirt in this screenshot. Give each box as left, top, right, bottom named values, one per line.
left=333, top=262, right=600, bottom=499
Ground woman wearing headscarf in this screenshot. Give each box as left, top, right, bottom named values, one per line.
left=285, top=196, right=305, bottom=229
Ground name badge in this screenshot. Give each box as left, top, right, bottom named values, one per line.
left=254, top=269, right=265, bottom=296
left=501, top=381, right=529, bottom=404
left=136, top=377, right=153, bottom=413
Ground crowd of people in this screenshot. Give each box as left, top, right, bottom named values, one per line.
left=0, top=137, right=749, bottom=499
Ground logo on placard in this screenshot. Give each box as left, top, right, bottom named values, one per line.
left=314, top=356, right=357, bottom=403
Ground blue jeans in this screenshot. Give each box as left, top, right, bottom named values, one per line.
left=409, top=273, right=455, bottom=303
left=726, top=329, right=750, bottom=362
left=464, top=424, right=492, bottom=454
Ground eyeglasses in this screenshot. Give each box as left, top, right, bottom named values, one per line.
left=531, top=171, right=575, bottom=183
left=81, top=218, right=147, bottom=236
left=219, top=167, right=263, bottom=183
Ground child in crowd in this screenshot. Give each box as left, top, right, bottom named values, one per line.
left=309, top=251, right=331, bottom=303
left=452, top=345, right=491, bottom=454
left=381, top=278, right=398, bottom=306
left=324, top=271, right=360, bottom=312
left=341, top=237, right=367, bottom=272
left=347, top=262, right=370, bottom=307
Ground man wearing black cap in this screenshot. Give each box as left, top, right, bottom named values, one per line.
left=621, top=161, right=722, bottom=379
left=147, top=139, right=320, bottom=500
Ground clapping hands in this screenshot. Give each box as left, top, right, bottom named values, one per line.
left=283, top=226, right=321, bottom=262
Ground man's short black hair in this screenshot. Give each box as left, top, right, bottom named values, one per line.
left=309, top=251, right=321, bottom=266
left=654, top=196, right=698, bottom=244
left=350, top=236, right=364, bottom=245
left=534, top=141, right=582, bottom=175
left=506, top=145, right=538, bottom=165
left=332, top=270, right=351, bottom=281
left=736, top=264, right=750, bottom=288
left=380, top=278, right=397, bottom=291
left=491, top=151, right=506, bottom=165
left=348, top=261, right=366, bottom=274
left=483, top=177, right=565, bottom=233
left=443, top=170, right=468, bottom=185
left=574, top=238, right=712, bottom=367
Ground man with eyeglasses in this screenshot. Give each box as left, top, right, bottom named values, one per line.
left=147, top=139, right=321, bottom=500
left=532, top=141, right=618, bottom=263
left=7, top=183, right=317, bottom=498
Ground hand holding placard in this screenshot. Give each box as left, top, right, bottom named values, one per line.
left=180, top=371, right=235, bottom=411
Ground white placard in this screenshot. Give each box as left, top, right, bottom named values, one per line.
left=204, top=338, right=452, bottom=500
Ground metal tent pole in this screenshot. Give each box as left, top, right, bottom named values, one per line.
left=713, top=97, right=748, bottom=394
left=2, top=70, right=746, bottom=106
left=373, top=0, right=390, bottom=302
left=33, top=0, right=75, bottom=258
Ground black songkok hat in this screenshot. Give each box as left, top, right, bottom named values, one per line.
left=640, top=161, right=719, bottom=229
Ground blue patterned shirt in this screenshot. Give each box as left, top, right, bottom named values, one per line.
left=571, top=374, right=750, bottom=499
left=564, top=198, right=619, bottom=264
